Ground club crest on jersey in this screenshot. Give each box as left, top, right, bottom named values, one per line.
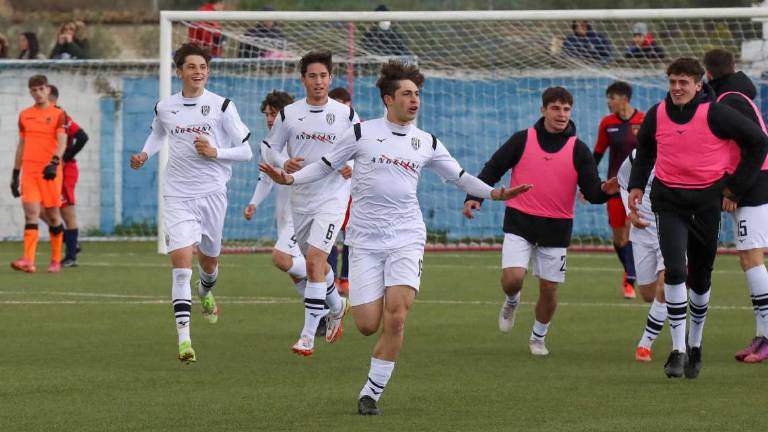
left=411, top=137, right=421, bottom=150
left=201, top=105, right=210, bottom=116
left=631, top=125, right=641, bottom=135
left=326, top=113, right=335, bottom=125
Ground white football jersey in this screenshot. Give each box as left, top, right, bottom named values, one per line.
left=253, top=147, right=293, bottom=234
left=321, top=117, right=466, bottom=250
left=149, top=90, right=251, bottom=199
left=618, top=150, right=657, bottom=245
left=263, top=98, right=359, bottom=214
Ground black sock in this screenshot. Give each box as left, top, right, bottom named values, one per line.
left=64, top=228, right=79, bottom=260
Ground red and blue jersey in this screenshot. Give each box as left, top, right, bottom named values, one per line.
left=595, top=110, right=644, bottom=178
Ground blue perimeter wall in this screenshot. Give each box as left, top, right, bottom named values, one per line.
left=101, top=75, right=766, bottom=243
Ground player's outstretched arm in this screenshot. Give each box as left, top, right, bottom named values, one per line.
left=132, top=111, right=167, bottom=170
left=259, top=163, right=294, bottom=185
left=244, top=174, right=274, bottom=220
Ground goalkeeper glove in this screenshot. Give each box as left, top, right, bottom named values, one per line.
left=10, top=169, right=20, bottom=198
left=43, top=156, right=60, bottom=180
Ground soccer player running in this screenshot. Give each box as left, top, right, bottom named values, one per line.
left=328, top=86, right=354, bottom=295
left=704, top=48, right=768, bottom=363
left=243, top=91, right=330, bottom=335
left=261, top=50, right=358, bottom=356
left=130, top=44, right=253, bottom=363
left=260, top=60, right=530, bottom=416
left=464, top=87, right=618, bottom=356
left=617, top=150, right=666, bottom=362
left=10, top=75, right=67, bottom=273
left=628, top=57, right=768, bottom=378
left=49, top=85, right=89, bottom=267
left=594, top=81, right=644, bottom=299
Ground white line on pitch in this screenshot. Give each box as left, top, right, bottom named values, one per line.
left=0, top=292, right=753, bottom=311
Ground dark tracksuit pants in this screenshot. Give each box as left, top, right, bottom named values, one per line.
left=652, top=178, right=723, bottom=295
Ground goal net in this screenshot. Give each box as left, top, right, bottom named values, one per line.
left=4, top=9, right=764, bottom=251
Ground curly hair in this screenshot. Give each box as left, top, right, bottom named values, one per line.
left=260, top=90, right=294, bottom=112
left=376, top=60, right=424, bottom=103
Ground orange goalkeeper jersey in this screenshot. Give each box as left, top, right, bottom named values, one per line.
left=18, top=104, right=65, bottom=165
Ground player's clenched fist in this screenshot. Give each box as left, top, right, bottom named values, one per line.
left=194, top=135, right=217, bottom=158
left=243, top=204, right=256, bottom=221
left=130, top=152, right=148, bottom=170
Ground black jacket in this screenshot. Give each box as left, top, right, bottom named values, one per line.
left=708, top=71, right=768, bottom=206
left=466, top=118, right=610, bottom=247
left=628, top=84, right=768, bottom=207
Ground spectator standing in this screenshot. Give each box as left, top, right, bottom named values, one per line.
left=562, top=20, right=612, bottom=63
left=625, top=22, right=665, bottom=60
left=238, top=7, right=287, bottom=59
left=0, top=33, right=9, bottom=58
left=188, top=0, right=225, bottom=57
left=361, top=4, right=411, bottom=57
left=18, top=32, right=46, bottom=59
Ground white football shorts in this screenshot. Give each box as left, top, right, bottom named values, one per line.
left=348, top=243, right=424, bottom=306
left=632, top=240, right=664, bottom=286
left=292, top=211, right=345, bottom=256
left=273, top=219, right=302, bottom=257
left=164, top=191, right=227, bottom=257
left=502, top=233, right=567, bottom=283
left=733, top=204, right=768, bottom=251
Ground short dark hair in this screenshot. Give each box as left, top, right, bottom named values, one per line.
left=299, top=49, right=332, bottom=76
left=260, top=90, right=294, bottom=112
left=542, top=86, right=573, bottom=107
left=606, top=81, right=632, bottom=101
left=173, top=43, right=211, bottom=69
left=28, top=74, right=48, bottom=88
left=703, top=49, right=735, bottom=79
left=328, top=87, right=351, bottom=103
left=376, top=60, right=425, bottom=103
left=48, top=85, right=59, bottom=99
left=666, top=57, right=705, bottom=82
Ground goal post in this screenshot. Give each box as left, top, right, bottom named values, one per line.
left=155, top=7, right=768, bottom=253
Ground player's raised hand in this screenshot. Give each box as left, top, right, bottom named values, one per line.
left=243, top=204, right=256, bottom=221
left=722, top=196, right=737, bottom=213
left=463, top=200, right=482, bottom=219
left=338, top=164, right=353, bottom=179
left=601, top=177, right=619, bottom=195
left=259, top=163, right=294, bottom=185
left=130, top=152, right=148, bottom=170
left=629, top=211, right=650, bottom=229
left=194, top=135, right=217, bottom=158
left=491, top=183, right=533, bottom=201
left=283, top=157, right=304, bottom=174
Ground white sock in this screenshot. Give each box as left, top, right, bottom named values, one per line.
left=301, top=281, right=326, bottom=338
left=172, top=268, right=193, bottom=344
left=294, top=279, right=307, bottom=298
left=746, top=265, right=768, bottom=338
left=530, top=320, right=550, bottom=341
left=638, top=299, right=667, bottom=349
left=665, top=283, right=687, bottom=352
left=359, top=357, right=395, bottom=402
left=197, top=264, right=218, bottom=297
left=325, top=268, right=343, bottom=315
left=687, top=288, right=711, bottom=348
left=505, top=292, right=521, bottom=308
left=287, top=255, right=307, bottom=280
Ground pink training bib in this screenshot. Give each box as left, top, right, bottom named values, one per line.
left=507, top=128, right=578, bottom=219
left=655, top=101, right=734, bottom=189
left=717, top=91, right=768, bottom=173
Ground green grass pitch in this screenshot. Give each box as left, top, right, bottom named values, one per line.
left=0, top=241, right=766, bottom=431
